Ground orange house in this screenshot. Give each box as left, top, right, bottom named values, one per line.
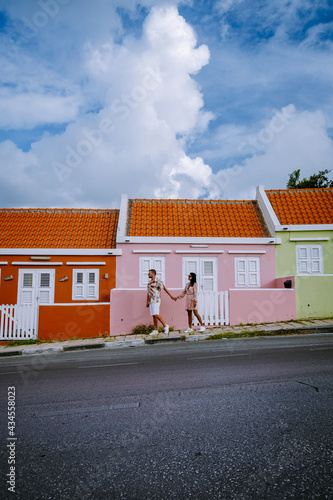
left=0, top=208, right=120, bottom=340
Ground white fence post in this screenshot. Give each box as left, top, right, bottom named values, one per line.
left=0, top=304, right=38, bottom=340
left=196, top=291, right=229, bottom=327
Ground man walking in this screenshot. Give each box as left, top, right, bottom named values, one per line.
left=146, top=269, right=175, bottom=336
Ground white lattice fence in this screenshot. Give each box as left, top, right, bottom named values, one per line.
left=0, top=304, right=38, bottom=340
left=193, top=291, right=229, bottom=326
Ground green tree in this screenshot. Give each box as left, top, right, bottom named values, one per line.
left=287, top=169, right=333, bottom=189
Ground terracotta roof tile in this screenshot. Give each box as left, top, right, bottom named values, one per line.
left=128, top=199, right=270, bottom=238
left=0, top=208, right=119, bottom=248
left=265, top=188, right=333, bottom=225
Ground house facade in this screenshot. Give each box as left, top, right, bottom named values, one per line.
left=0, top=208, right=120, bottom=340
left=111, top=195, right=296, bottom=335
left=257, top=186, right=333, bottom=320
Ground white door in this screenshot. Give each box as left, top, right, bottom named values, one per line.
left=17, top=269, right=55, bottom=306
left=182, top=258, right=217, bottom=291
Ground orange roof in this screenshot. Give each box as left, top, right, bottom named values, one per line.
left=127, top=199, right=270, bottom=238
left=0, top=208, right=119, bottom=248
left=266, top=188, right=333, bottom=225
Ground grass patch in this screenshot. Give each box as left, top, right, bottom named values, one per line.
left=204, top=328, right=323, bottom=341
left=7, top=339, right=44, bottom=347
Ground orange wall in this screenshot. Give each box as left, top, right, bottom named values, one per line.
left=0, top=255, right=116, bottom=304
left=39, top=303, right=110, bottom=340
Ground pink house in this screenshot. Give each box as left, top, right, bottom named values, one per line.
left=110, top=195, right=296, bottom=335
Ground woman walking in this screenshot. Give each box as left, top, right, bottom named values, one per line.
left=177, top=272, right=205, bottom=333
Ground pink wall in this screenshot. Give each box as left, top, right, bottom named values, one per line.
left=110, top=242, right=289, bottom=335
left=116, top=242, right=277, bottom=290
left=229, top=288, right=296, bottom=325
left=110, top=288, right=189, bottom=335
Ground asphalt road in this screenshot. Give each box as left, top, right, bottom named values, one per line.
left=1, top=333, right=333, bottom=500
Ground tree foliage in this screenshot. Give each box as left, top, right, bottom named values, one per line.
left=287, top=169, right=333, bottom=189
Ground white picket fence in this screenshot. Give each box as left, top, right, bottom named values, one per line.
left=193, top=291, right=229, bottom=326
left=0, top=304, right=38, bottom=340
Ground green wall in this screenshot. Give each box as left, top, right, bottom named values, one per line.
left=276, top=230, right=333, bottom=319
left=295, top=275, right=333, bottom=319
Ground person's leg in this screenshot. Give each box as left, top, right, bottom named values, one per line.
left=154, top=314, right=166, bottom=328
left=187, top=310, right=192, bottom=328
left=193, top=309, right=203, bottom=326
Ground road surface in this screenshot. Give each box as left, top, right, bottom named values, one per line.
left=1, top=333, right=332, bottom=499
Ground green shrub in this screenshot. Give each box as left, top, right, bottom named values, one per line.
left=131, top=323, right=154, bottom=335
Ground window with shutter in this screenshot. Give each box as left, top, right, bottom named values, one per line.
left=182, top=257, right=217, bottom=291
left=235, top=257, right=260, bottom=287
left=23, top=273, right=33, bottom=287
left=72, top=269, right=99, bottom=300
left=297, top=245, right=323, bottom=275
left=139, top=257, right=165, bottom=287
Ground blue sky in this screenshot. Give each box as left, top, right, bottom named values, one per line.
left=0, top=0, right=332, bottom=208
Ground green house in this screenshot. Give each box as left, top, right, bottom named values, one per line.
left=257, top=186, right=333, bottom=320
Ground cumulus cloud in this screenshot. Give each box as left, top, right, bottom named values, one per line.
left=0, top=4, right=213, bottom=207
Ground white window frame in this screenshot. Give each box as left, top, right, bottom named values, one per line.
left=296, top=245, right=323, bottom=275
left=235, top=257, right=260, bottom=288
left=139, top=257, right=165, bottom=287
left=182, top=257, right=218, bottom=292
left=72, top=269, right=99, bottom=300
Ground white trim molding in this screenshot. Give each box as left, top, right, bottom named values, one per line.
left=0, top=248, right=121, bottom=256
left=228, top=250, right=266, bottom=254
left=229, top=288, right=295, bottom=291
left=132, top=250, right=172, bottom=254
left=119, top=236, right=281, bottom=244
left=66, top=262, right=106, bottom=266
left=0, top=261, right=8, bottom=265
left=39, top=302, right=110, bottom=306
left=256, top=185, right=280, bottom=236
left=12, top=262, right=63, bottom=266
left=289, top=237, right=330, bottom=242
left=277, top=225, right=333, bottom=232
left=117, top=194, right=129, bottom=242
left=175, top=250, right=224, bottom=254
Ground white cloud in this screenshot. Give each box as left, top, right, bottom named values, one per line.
left=0, top=5, right=212, bottom=207
left=1, top=1, right=332, bottom=208
left=0, top=91, right=79, bottom=129
left=208, top=106, right=333, bottom=200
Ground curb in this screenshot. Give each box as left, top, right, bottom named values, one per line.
left=63, top=343, right=105, bottom=352
left=0, top=324, right=332, bottom=357
left=144, top=336, right=186, bottom=345
left=104, top=340, right=145, bottom=348
left=0, top=350, right=23, bottom=357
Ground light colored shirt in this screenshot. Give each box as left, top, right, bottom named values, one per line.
left=147, top=278, right=164, bottom=304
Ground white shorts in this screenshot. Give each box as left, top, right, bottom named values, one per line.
left=149, top=303, right=160, bottom=316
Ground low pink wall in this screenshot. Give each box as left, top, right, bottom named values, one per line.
left=110, top=289, right=190, bottom=335
left=229, top=288, right=296, bottom=325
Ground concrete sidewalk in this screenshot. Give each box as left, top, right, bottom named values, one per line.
left=1, top=318, right=333, bottom=357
